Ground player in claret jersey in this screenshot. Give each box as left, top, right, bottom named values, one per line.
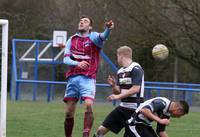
left=63, top=15, right=114, bottom=137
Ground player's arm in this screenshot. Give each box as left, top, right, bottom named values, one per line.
left=99, top=20, right=114, bottom=40
left=107, top=75, right=120, bottom=94
left=107, top=66, right=143, bottom=100
left=156, top=114, right=170, bottom=137
left=63, top=38, right=79, bottom=66
left=158, top=131, right=169, bottom=137
left=139, top=108, right=170, bottom=125
left=140, top=100, right=170, bottom=125
left=90, top=20, right=114, bottom=48
left=109, top=85, right=141, bottom=100
left=63, top=38, right=89, bottom=69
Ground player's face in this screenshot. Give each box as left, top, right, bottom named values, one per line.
left=78, top=18, right=92, bottom=32
left=117, top=53, right=123, bottom=66
left=171, top=109, right=185, bottom=118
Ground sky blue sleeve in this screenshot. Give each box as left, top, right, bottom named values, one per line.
left=90, top=27, right=111, bottom=48
left=63, top=37, right=79, bottom=66
left=99, top=27, right=111, bottom=41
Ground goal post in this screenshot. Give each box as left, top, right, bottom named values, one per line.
left=0, top=19, right=9, bottom=137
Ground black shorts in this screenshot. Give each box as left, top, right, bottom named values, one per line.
left=124, top=124, right=158, bottom=137
left=102, top=106, right=135, bottom=134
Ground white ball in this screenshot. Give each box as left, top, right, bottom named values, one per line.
left=152, top=44, right=169, bottom=60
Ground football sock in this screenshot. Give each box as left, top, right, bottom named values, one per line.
left=83, top=112, right=94, bottom=137
left=64, top=117, right=74, bottom=137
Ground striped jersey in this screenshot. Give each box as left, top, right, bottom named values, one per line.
left=132, top=97, right=171, bottom=132
left=117, top=62, right=144, bottom=109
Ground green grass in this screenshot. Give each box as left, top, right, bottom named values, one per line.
left=7, top=101, right=200, bottom=137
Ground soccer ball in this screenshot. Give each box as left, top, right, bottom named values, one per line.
left=152, top=44, right=169, bottom=60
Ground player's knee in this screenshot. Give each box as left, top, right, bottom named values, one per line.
left=85, top=100, right=93, bottom=112
left=96, top=126, right=107, bottom=136
left=65, top=111, right=74, bottom=118
left=85, top=99, right=93, bottom=106
left=93, top=130, right=105, bottom=137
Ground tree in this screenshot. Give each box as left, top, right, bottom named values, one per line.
left=114, top=0, right=200, bottom=70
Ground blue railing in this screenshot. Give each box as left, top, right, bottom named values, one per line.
left=10, top=39, right=118, bottom=102
left=11, top=39, right=200, bottom=104
left=11, top=79, right=200, bottom=105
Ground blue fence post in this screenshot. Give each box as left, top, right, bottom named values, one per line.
left=146, top=89, right=152, bottom=99
left=15, top=82, right=20, bottom=100
left=187, top=92, right=192, bottom=106
left=156, top=83, right=161, bottom=97
left=17, top=62, right=23, bottom=100
left=10, top=55, right=13, bottom=100
left=187, top=86, right=192, bottom=106
left=12, top=39, right=20, bottom=101
left=33, top=41, right=39, bottom=101
left=47, top=84, right=51, bottom=102
left=51, top=63, right=56, bottom=101
left=51, top=44, right=56, bottom=100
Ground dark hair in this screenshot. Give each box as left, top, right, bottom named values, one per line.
left=80, top=15, right=93, bottom=26
left=179, top=101, right=189, bottom=114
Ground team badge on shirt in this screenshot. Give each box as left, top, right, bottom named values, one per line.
left=84, top=41, right=90, bottom=47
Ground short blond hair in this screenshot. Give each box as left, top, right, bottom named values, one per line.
left=117, top=46, right=132, bottom=59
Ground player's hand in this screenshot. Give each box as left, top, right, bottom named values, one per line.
left=57, top=43, right=65, bottom=48
left=107, top=94, right=119, bottom=101
left=105, top=20, right=114, bottom=29
left=107, top=75, right=116, bottom=87
left=78, top=61, right=89, bottom=70
left=159, top=118, right=170, bottom=125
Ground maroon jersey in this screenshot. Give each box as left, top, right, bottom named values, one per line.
left=65, top=35, right=101, bottom=79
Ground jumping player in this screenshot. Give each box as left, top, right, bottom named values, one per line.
left=126, top=97, right=189, bottom=137
left=63, top=15, right=114, bottom=137
left=94, top=46, right=144, bottom=137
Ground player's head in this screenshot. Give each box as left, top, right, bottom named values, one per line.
left=117, top=46, right=132, bottom=66
left=78, top=15, right=93, bottom=33
left=170, top=100, right=189, bottom=118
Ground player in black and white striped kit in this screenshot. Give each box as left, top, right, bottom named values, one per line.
left=126, top=97, right=189, bottom=137
left=93, top=46, right=144, bottom=137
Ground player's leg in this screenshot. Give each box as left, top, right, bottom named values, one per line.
left=63, top=76, right=79, bottom=137
left=94, top=106, right=125, bottom=137
left=64, top=100, right=77, bottom=137
left=127, top=124, right=157, bottom=137
left=83, top=99, right=94, bottom=137
left=78, top=76, right=96, bottom=137
left=122, top=108, right=136, bottom=137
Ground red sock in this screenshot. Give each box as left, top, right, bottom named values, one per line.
left=64, top=117, right=74, bottom=137
left=83, top=112, right=94, bottom=137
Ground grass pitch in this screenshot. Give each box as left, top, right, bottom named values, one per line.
left=7, top=101, right=200, bottom=137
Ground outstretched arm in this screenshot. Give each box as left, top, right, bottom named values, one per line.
left=99, top=20, right=114, bottom=40
left=90, top=20, right=114, bottom=48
